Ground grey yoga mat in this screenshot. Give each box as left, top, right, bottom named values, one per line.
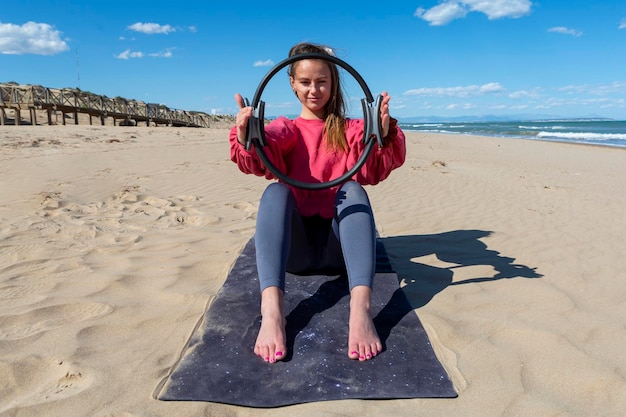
left=157, top=236, right=457, bottom=407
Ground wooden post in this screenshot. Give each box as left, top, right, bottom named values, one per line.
left=47, top=108, right=53, bottom=125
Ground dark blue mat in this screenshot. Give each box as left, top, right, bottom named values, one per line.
left=157, top=236, right=457, bottom=407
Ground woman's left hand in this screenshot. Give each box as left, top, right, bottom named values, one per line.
left=380, top=91, right=391, bottom=138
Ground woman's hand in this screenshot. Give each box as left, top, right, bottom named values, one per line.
left=234, top=93, right=253, bottom=145
left=379, top=91, right=391, bottom=138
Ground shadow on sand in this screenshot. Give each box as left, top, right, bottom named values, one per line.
left=380, top=230, right=543, bottom=310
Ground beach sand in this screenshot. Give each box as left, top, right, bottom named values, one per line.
left=1, top=125, right=624, bottom=416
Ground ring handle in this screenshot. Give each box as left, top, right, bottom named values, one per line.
left=244, top=53, right=384, bottom=190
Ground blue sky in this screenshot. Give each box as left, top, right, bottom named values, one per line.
left=1, top=0, right=625, bottom=120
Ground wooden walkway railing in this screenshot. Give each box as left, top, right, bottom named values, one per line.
left=0, top=83, right=214, bottom=127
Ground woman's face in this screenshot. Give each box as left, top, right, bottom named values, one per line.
left=290, top=59, right=332, bottom=119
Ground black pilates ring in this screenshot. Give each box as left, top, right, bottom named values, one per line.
left=242, top=52, right=384, bottom=190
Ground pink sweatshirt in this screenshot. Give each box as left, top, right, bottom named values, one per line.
left=230, top=117, right=406, bottom=218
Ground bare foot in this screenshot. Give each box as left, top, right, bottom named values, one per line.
left=347, top=286, right=382, bottom=361
left=254, top=286, right=286, bottom=363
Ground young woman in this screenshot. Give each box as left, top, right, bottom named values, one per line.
left=230, top=42, right=406, bottom=363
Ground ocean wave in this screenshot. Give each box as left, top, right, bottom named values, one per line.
left=399, top=121, right=626, bottom=147
left=411, top=129, right=457, bottom=134
left=520, top=125, right=567, bottom=130
left=537, top=132, right=626, bottom=141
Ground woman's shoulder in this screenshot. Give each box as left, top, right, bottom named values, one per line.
left=264, top=117, right=300, bottom=146
left=266, top=116, right=297, bottom=134
left=345, top=118, right=365, bottom=129
left=268, top=116, right=295, bottom=128
left=344, top=118, right=365, bottom=141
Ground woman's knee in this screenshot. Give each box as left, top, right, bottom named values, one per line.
left=339, top=180, right=365, bottom=194
left=338, top=181, right=369, bottom=202
left=335, top=181, right=372, bottom=218
left=260, top=183, right=294, bottom=210
left=261, top=182, right=291, bottom=199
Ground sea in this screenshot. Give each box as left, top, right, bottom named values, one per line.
left=398, top=120, right=626, bottom=149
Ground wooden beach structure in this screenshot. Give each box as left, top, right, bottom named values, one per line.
left=0, top=83, right=215, bottom=127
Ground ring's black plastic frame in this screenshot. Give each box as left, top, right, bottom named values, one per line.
left=243, top=53, right=384, bottom=190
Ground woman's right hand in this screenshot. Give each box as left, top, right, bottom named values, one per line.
left=234, top=93, right=253, bottom=145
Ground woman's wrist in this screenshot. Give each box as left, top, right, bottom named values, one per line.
left=383, top=118, right=398, bottom=144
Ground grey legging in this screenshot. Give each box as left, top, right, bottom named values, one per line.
left=255, top=181, right=376, bottom=292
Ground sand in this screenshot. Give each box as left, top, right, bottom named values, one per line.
left=0, top=124, right=624, bottom=417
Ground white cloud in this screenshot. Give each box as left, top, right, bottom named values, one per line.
left=128, top=22, right=175, bottom=34
left=403, top=82, right=505, bottom=97
left=115, top=49, right=144, bottom=59
left=414, top=3, right=467, bottom=26
left=619, top=19, right=626, bottom=30
left=116, top=48, right=174, bottom=59
left=253, top=59, right=274, bottom=67
left=591, top=82, right=626, bottom=95
left=148, top=48, right=174, bottom=58
left=535, top=96, right=626, bottom=110
left=509, top=87, right=542, bottom=99
left=557, top=84, right=588, bottom=94
left=0, top=21, right=69, bottom=55
left=445, top=103, right=475, bottom=110
left=480, top=82, right=506, bottom=93
left=548, top=26, right=583, bottom=37
left=558, top=82, right=626, bottom=96
left=466, top=0, right=532, bottom=20
left=415, top=0, right=532, bottom=26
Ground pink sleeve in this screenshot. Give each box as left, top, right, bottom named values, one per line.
left=346, top=118, right=406, bottom=185
left=229, top=118, right=297, bottom=180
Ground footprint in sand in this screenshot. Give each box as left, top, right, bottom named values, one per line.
left=0, top=283, right=52, bottom=312
left=0, top=356, right=92, bottom=412
left=38, top=191, right=65, bottom=210
left=0, top=242, right=49, bottom=271
left=30, top=187, right=207, bottom=247
left=226, top=201, right=258, bottom=220
left=0, top=302, right=113, bottom=341
left=138, top=196, right=173, bottom=208
left=125, top=194, right=208, bottom=227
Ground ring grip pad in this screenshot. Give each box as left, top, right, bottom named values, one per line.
left=243, top=98, right=265, bottom=150
left=362, top=95, right=385, bottom=147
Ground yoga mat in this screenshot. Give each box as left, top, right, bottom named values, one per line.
left=157, top=236, right=457, bottom=407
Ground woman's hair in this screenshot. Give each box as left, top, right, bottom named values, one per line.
left=288, top=42, right=348, bottom=151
